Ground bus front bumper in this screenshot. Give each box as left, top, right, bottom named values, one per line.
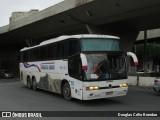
left=82, top=87, right=128, bottom=100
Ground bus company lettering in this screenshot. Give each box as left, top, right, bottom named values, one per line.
left=41, top=63, right=55, bottom=70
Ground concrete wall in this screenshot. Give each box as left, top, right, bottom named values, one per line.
left=10, top=10, right=39, bottom=23
left=128, top=76, right=155, bottom=87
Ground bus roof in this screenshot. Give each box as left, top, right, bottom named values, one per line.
left=20, top=34, right=120, bottom=51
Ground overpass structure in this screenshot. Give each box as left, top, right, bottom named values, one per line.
left=0, top=0, right=160, bottom=74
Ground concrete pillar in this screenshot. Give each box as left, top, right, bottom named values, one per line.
left=117, top=30, right=139, bottom=52
left=25, top=39, right=33, bottom=47
left=144, top=30, right=148, bottom=72
left=85, top=24, right=100, bottom=34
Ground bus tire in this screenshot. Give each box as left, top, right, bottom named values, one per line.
left=27, top=77, right=32, bottom=89
left=32, top=78, right=37, bottom=91
left=62, top=82, right=72, bottom=100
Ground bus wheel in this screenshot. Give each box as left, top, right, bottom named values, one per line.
left=62, top=82, right=72, bottom=100
left=27, top=77, right=32, bottom=89
left=32, top=78, right=37, bottom=91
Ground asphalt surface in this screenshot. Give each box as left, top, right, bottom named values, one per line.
left=0, top=78, right=160, bottom=119
left=0, top=78, right=160, bottom=111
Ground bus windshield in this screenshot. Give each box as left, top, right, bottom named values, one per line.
left=81, top=38, right=120, bottom=51
left=84, top=53, right=127, bottom=80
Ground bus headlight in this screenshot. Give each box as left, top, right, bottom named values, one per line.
left=86, top=86, right=99, bottom=91
left=119, top=83, right=128, bottom=87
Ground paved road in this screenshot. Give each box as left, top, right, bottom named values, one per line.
left=0, top=78, right=160, bottom=111
left=0, top=78, right=160, bottom=120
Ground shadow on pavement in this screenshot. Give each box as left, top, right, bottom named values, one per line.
left=0, top=78, right=20, bottom=83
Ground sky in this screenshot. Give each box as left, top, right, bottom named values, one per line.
left=0, top=0, right=64, bottom=27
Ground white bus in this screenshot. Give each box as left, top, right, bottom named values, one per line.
left=20, top=34, right=138, bottom=100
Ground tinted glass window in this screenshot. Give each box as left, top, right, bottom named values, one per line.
left=47, top=43, right=57, bottom=60
left=23, top=52, right=27, bottom=61
left=23, top=50, right=31, bottom=62
left=32, top=48, right=39, bottom=61
left=57, top=42, right=65, bottom=58
left=68, top=39, right=80, bottom=56
left=82, top=38, right=120, bottom=51
left=21, top=38, right=80, bottom=61
left=68, top=54, right=82, bottom=80
left=39, top=46, right=47, bottom=60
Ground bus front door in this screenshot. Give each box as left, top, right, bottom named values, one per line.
left=68, top=54, right=83, bottom=99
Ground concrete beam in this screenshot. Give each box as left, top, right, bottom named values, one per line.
left=0, top=0, right=160, bottom=48
left=0, top=25, right=9, bottom=34
left=0, top=0, right=94, bottom=34
left=137, top=29, right=160, bottom=41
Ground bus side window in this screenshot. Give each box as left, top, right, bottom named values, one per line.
left=23, top=51, right=30, bottom=62
left=68, top=55, right=82, bottom=80
left=39, top=46, right=47, bottom=60
left=68, top=39, right=80, bottom=56
left=57, top=42, right=64, bottom=59
left=32, top=48, right=39, bottom=61
left=47, top=43, right=57, bottom=60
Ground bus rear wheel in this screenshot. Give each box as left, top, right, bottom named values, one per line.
left=62, top=82, right=72, bottom=100
left=27, top=77, right=32, bottom=89
left=32, top=78, right=37, bottom=91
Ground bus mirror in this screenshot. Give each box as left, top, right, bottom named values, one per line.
left=127, top=52, right=138, bottom=66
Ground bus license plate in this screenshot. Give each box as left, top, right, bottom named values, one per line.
left=106, top=91, right=113, bottom=95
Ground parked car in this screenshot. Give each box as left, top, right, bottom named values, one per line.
left=0, top=70, right=14, bottom=79
left=153, top=77, right=160, bottom=93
